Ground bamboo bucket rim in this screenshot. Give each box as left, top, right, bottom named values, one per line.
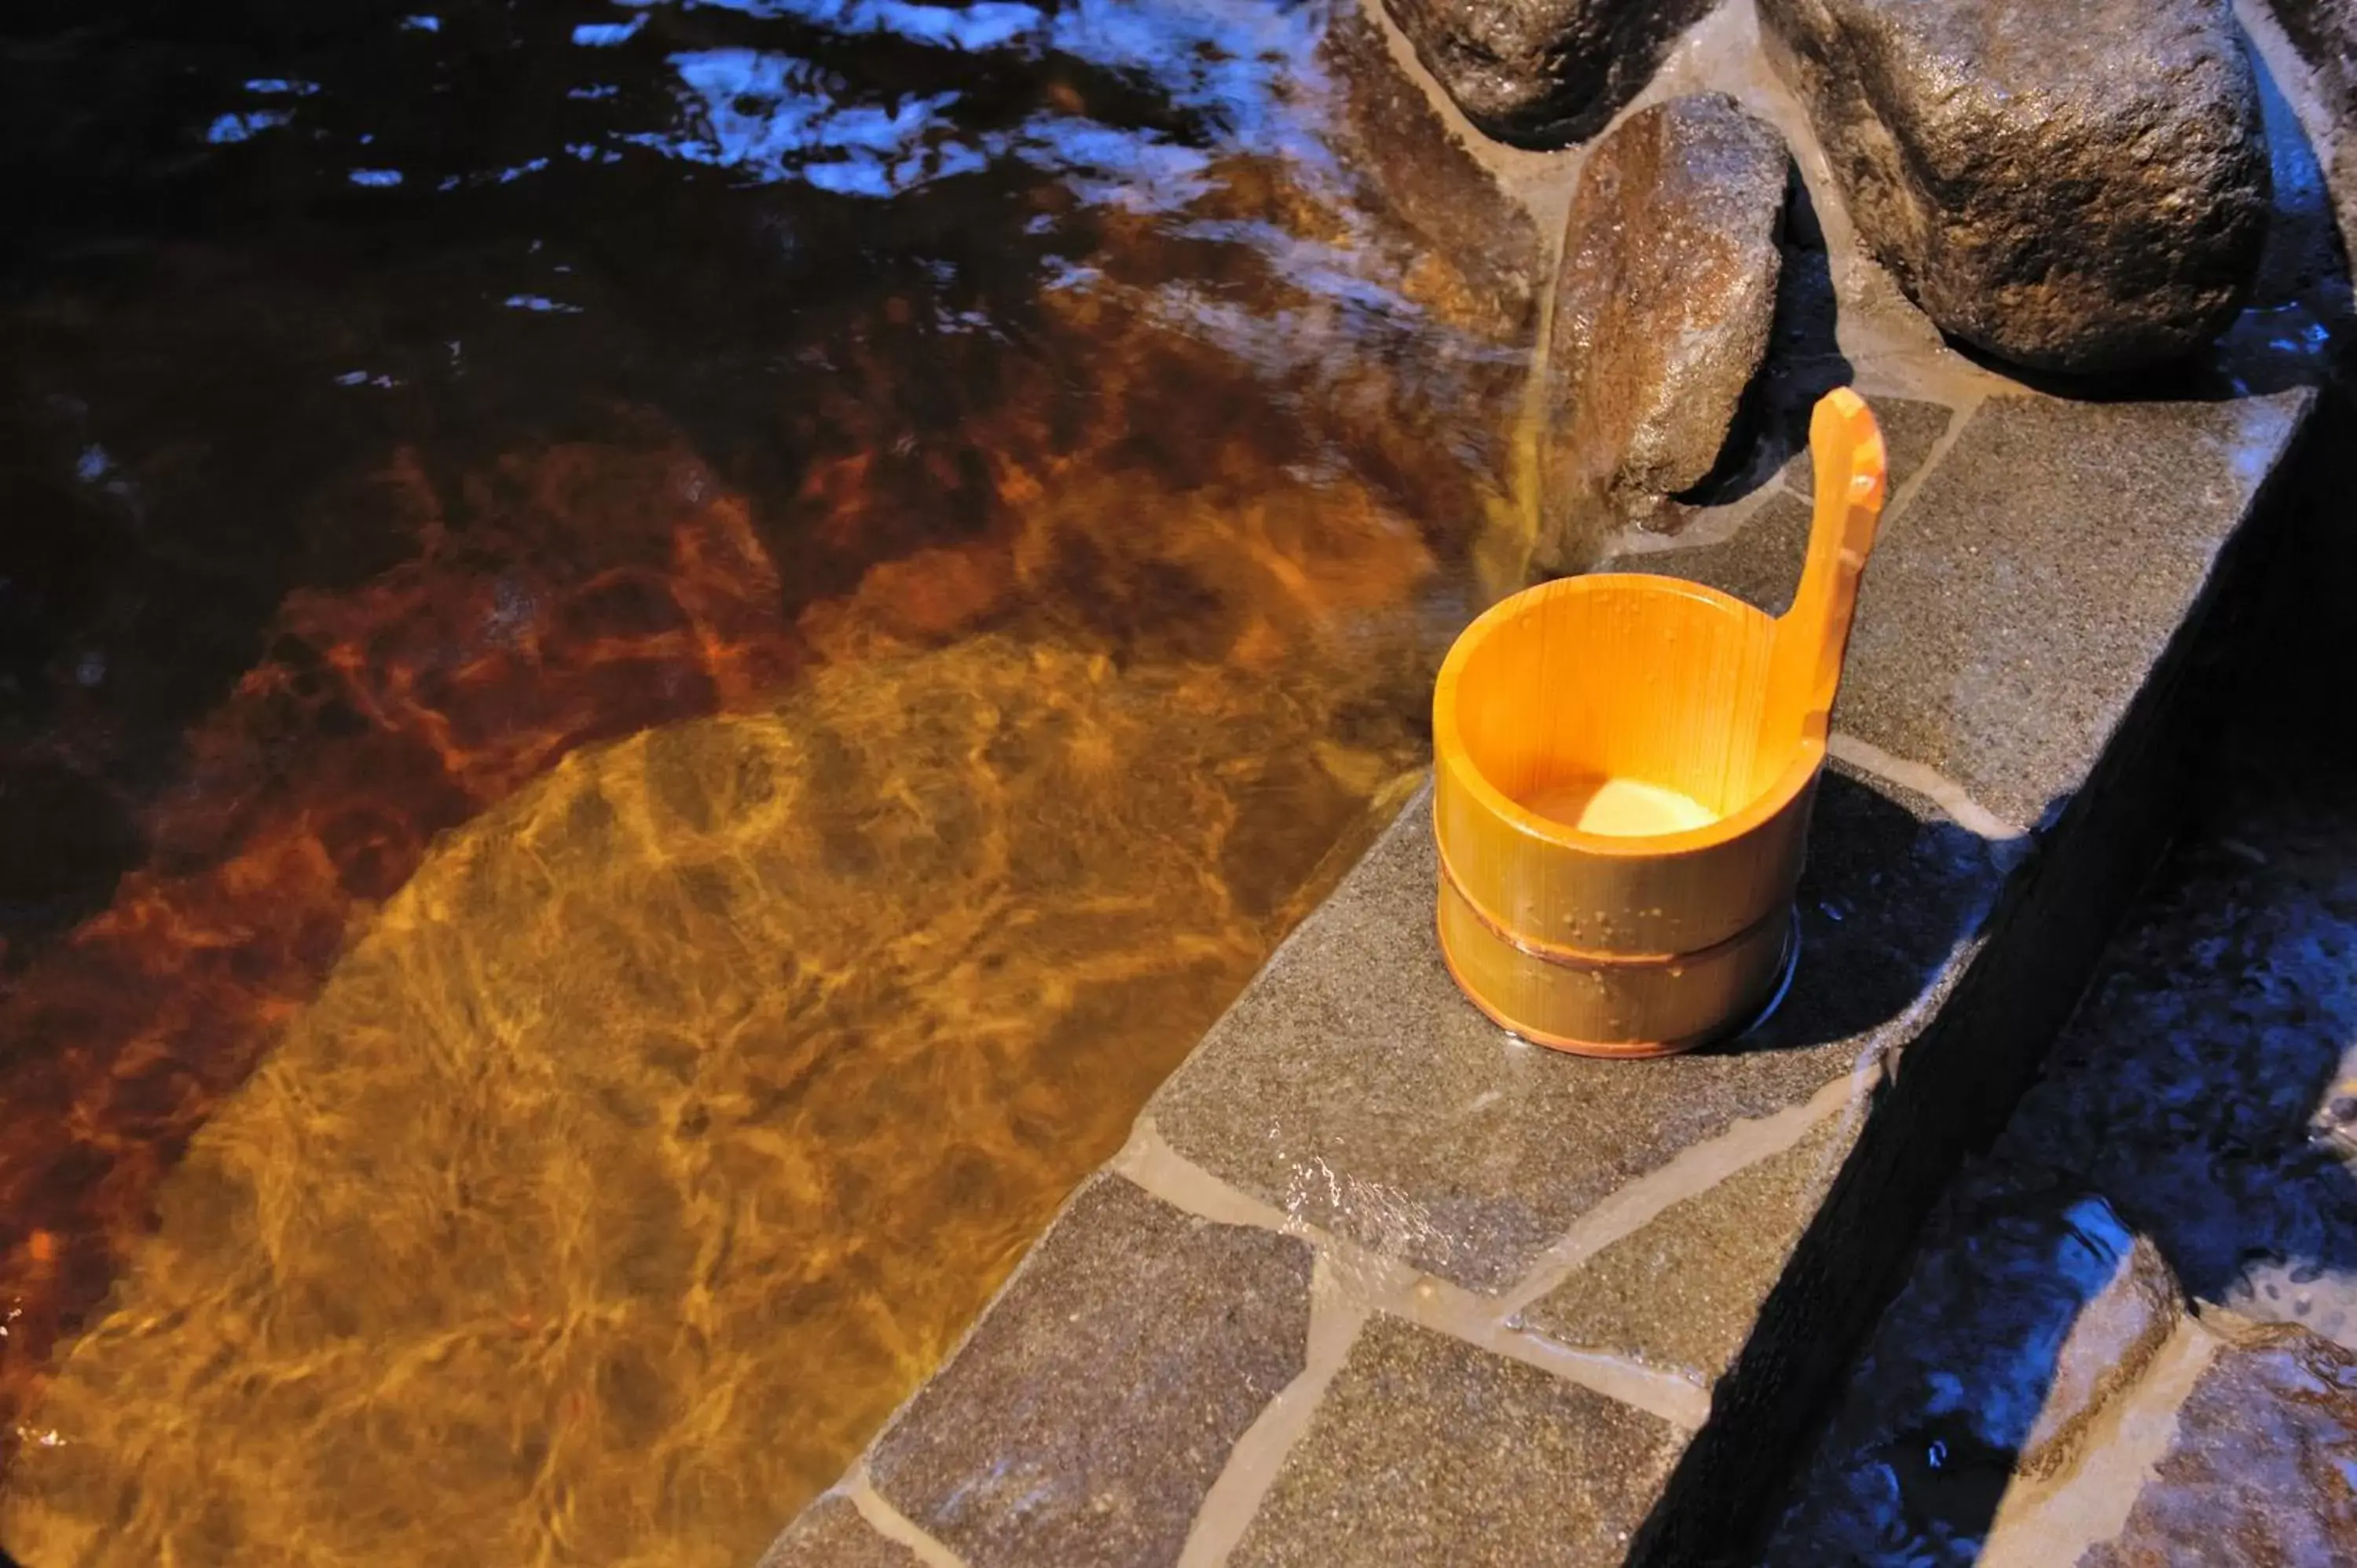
left=1431, top=571, right=1825, bottom=862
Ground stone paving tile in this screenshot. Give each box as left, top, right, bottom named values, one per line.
left=867, top=1173, right=1310, bottom=1568
left=1612, top=489, right=1817, bottom=616
left=1780, top=395, right=1957, bottom=502
left=1828, top=390, right=2312, bottom=831
left=2078, top=1321, right=2357, bottom=1567
left=1149, top=766, right=2007, bottom=1294
left=1230, top=1315, right=1682, bottom=1568
left=1523, top=1113, right=1858, bottom=1384
left=757, top=1495, right=921, bottom=1568
left=1619, top=392, right=2304, bottom=827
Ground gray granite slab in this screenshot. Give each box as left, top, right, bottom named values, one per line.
left=1149, top=764, right=2008, bottom=1294
left=1827, top=390, right=2311, bottom=830
left=867, top=1173, right=1311, bottom=1568
left=1618, top=393, right=2305, bottom=813
left=1615, top=489, right=1818, bottom=617
left=757, top=1495, right=920, bottom=1568
left=1644, top=396, right=1960, bottom=617
left=1230, top=1315, right=1682, bottom=1568
left=1523, top=1113, right=1859, bottom=1384
left=1780, top=395, right=1957, bottom=502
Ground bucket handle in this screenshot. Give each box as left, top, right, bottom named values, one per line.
left=1773, top=388, right=1889, bottom=748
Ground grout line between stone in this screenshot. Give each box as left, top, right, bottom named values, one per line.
left=1116, top=1120, right=1710, bottom=1431
left=1973, top=1316, right=2220, bottom=1568
left=1495, top=1072, right=1862, bottom=1320
left=1868, top=383, right=1989, bottom=519
left=1349, top=0, right=1582, bottom=229
left=1417, top=1295, right=1714, bottom=1430
left=1601, top=479, right=1787, bottom=559
left=2234, top=0, right=2351, bottom=192
left=1827, top=731, right=2027, bottom=843
left=845, top=1464, right=973, bottom=1568
left=1174, top=1255, right=1373, bottom=1568
left=1115, top=1118, right=1296, bottom=1232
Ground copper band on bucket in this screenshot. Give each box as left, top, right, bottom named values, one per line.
left=1433, top=828, right=1792, bottom=974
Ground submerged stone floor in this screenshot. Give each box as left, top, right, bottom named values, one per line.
left=759, top=2, right=2353, bottom=1563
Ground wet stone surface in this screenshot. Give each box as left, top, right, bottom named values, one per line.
left=2271, top=0, right=2357, bottom=253
left=1229, top=1315, right=1681, bottom=1568
left=1149, top=764, right=2008, bottom=1295
left=1523, top=1114, right=1857, bottom=1385
left=1764, top=563, right=2357, bottom=1565
left=2080, top=1322, right=2357, bottom=1567
left=868, top=1174, right=1312, bottom=1568
left=1536, top=92, right=1791, bottom=570
left=1828, top=390, right=2312, bottom=832
left=1996, top=779, right=2357, bottom=1346
left=1761, top=1186, right=2187, bottom=1566
left=757, top=1496, right=919, bottom=1568
left=1780, top=397, right=1956, bottom=503
left=1377, top=0, right=1717, bottom=148
left=1319, top=6, right=1546, bottom=342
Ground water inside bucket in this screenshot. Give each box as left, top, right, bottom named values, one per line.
left=1521, top=776, right=1720, bottom=837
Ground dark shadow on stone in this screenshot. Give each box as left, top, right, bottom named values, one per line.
left=1679, top=169, right=1853, bottom=508
left=1692, top=768, right=2018, bottom=1060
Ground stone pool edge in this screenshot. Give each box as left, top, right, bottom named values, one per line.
left=757, top=382, right=2325, bottom=1566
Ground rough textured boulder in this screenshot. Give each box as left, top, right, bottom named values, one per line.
left=1759, top=0, right=2271, bottom=375
left=1534, top=93, right=1788, bottom=573
left=1378, top=0, right=1717, bottom=148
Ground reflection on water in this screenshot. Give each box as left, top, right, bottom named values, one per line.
left=0, top=0, right=1530, bottom=1559
left=5, top=638, right=1426, bottom=1566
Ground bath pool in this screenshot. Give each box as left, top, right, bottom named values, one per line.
left=0, top=0, right=1534, bottom=1560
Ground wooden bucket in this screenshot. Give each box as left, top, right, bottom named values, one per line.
left=1433, top=390, right=1889, bottom=1057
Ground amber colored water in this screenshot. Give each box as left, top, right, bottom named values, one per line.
left=0, top=0, right=1529, bottom=1561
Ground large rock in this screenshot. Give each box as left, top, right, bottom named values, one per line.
left=1534, top=93, right=1787, bottom=573
left=1378, top=0, right=1717, bottom=148
left=1758, top=0, right=2271, bottom=375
